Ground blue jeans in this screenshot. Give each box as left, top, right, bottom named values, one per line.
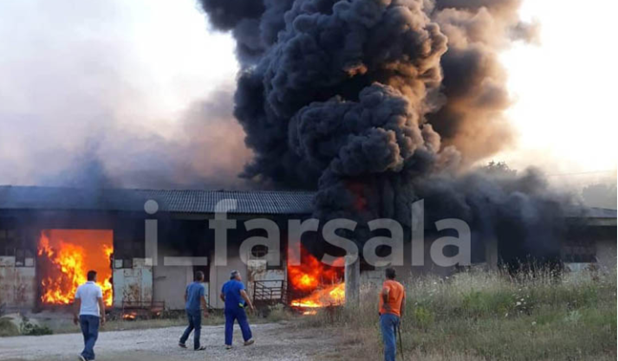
left=225, top=307, right=252, bottom=346
left=380, top=313, right=400, bottom=361
left=79, top=315, right=100, bottom=360
left=180, top=309, right=202, bottom=349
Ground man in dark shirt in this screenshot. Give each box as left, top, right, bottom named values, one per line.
left=179, top=271, right=209, bottom=351
left=220, top=270, right=255, bottom=349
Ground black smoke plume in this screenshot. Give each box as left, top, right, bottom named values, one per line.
left=199, top=0, right=573, bottom=261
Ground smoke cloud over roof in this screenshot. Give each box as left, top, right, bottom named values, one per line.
left=198, top=0, right=539, bottom=186
left=198, top=0, right=574, bottom=258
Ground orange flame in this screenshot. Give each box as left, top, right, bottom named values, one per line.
left=38, top=230, right=113, bottom=307
left=123, top=311, right=137, bottom=320
left=290, top=283, right=345, bottom=308
left=288, top=246, right=345, bottom=309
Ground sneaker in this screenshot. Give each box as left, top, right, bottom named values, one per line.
left=225, top=345, right=233, bottom=350
left=178, top=342, right=187, bottom=349
left=195, top=346, right=207, bottom=351
left=244, top=339, right=255, bottom=346
left=77, top=356, right=86, bottom=361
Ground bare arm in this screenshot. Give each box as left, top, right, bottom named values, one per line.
left=98, top=297, right=106, bottom=325
left=220, top=292, right=225, bottom=302
left=381, top=287, right=390, bottom=302
left=400, top=292, right=406, bottom=317
left=381, top=286, right=390, bottom=311
left=240, top=290, right=254, bottom=311
left=201, top=295, right=209, bottom=316
left=73, top=298, right=81, bottom=325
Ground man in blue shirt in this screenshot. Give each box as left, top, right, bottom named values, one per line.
left=220, top=270, right=255, bottom=349
left=179, top=271, right=209, bottom=351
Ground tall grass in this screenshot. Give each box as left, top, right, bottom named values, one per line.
left=305, top=268, right=617, bottom=360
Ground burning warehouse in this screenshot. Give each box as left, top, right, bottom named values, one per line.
left=0, top=185, right=314, bottom=312
left=0, top=0, right=616, bottom=359
left=0, top=0, right=613, bottom=319
left=0, top=185, right=615, bottom=314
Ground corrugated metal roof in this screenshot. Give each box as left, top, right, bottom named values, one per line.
left=1, top=185, right=615, bottom=219
left=583, top=207, right=617, bottom=219
left=563, top=205, right=617, bottom=219
left=0, top=186, right=315, bottom=215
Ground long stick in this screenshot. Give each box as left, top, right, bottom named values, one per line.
left=397, top=323, right=404, bottom=361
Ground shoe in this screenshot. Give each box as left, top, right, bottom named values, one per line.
left=178, top=342, right=187, bottom=349
left=78, top=355, right=86, bottom=361
left=195, top=346, right=207, bottom=351
left=244, top=339, right=255, bottom=346
left=225, top=345, right=233, bottom=350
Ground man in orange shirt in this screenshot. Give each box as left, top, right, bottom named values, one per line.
left=379, top=268, right=406, bottom=361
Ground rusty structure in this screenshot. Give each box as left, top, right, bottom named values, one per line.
left=0, top=185, right=615, bottom=313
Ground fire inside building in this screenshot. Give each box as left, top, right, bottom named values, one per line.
left=0, top=185, right=615, bottom=315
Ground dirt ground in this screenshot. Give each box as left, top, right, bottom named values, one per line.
left=0, top=322, right=351, bottom=361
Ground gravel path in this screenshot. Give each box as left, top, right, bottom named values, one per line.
left=0, top=322, right=346, bottom=361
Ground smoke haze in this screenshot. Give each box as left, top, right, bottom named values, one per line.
left=0, top=0, right=250, bottom=189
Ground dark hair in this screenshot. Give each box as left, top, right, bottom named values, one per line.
left=194, top=271, right=205, bottom=281
left=87, top=270, right=97, bottom=281
left=385, top=268, right=396, bottom=280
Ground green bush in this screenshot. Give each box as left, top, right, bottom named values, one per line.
left=261, top=304, right=295, bottom=323
left=412, top=305, right=434, bottom=330
left=19, top=318, right=53, bottom=336
left=305, top=267, right=617, bottom=360
left=0, top=317, right=19, bottom=337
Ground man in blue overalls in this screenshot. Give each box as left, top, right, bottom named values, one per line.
left=220, top=270, right=255, bottom=349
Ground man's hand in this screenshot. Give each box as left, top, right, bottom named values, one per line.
left=97, top=297, right=106, bottom=326
left=203, top=310, right=210, bottom=318
left=73, top=315, right=79, bottom=325
left=240, top=289, right=255, bottom=313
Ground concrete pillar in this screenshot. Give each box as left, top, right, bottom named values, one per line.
left=344, top=254, right=360, bottom=308
left=485, top=236, right=499, bottom=271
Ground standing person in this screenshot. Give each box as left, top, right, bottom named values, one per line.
left=220, top=270, right=255, bottom=349
left=73, top=270, right=105, bottom=361
left=379, top=268, right=406, bottom=361
left=179, top=271, right=209, bottom=351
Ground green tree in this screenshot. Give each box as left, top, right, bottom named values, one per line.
left=582, top=182, right=617, bottom=209
left=482, top=161, right=517, bottom=177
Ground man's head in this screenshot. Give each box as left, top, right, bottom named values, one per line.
left=87, top=270, right=97, bottom=282
left=194, top=271, right=205, bottom=282
left=385, top=268, right=396, bottom=280
left=230, top=270, right=241, bottom=281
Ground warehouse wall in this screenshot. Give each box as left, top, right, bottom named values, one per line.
left=0, top=256, right=36, bottom=311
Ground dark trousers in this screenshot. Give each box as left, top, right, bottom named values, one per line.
left=79, top=315, right=100, bottom=360
left=180, top=309, right=202, bottom=350
left=224, top=307, right=252, bottom=346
